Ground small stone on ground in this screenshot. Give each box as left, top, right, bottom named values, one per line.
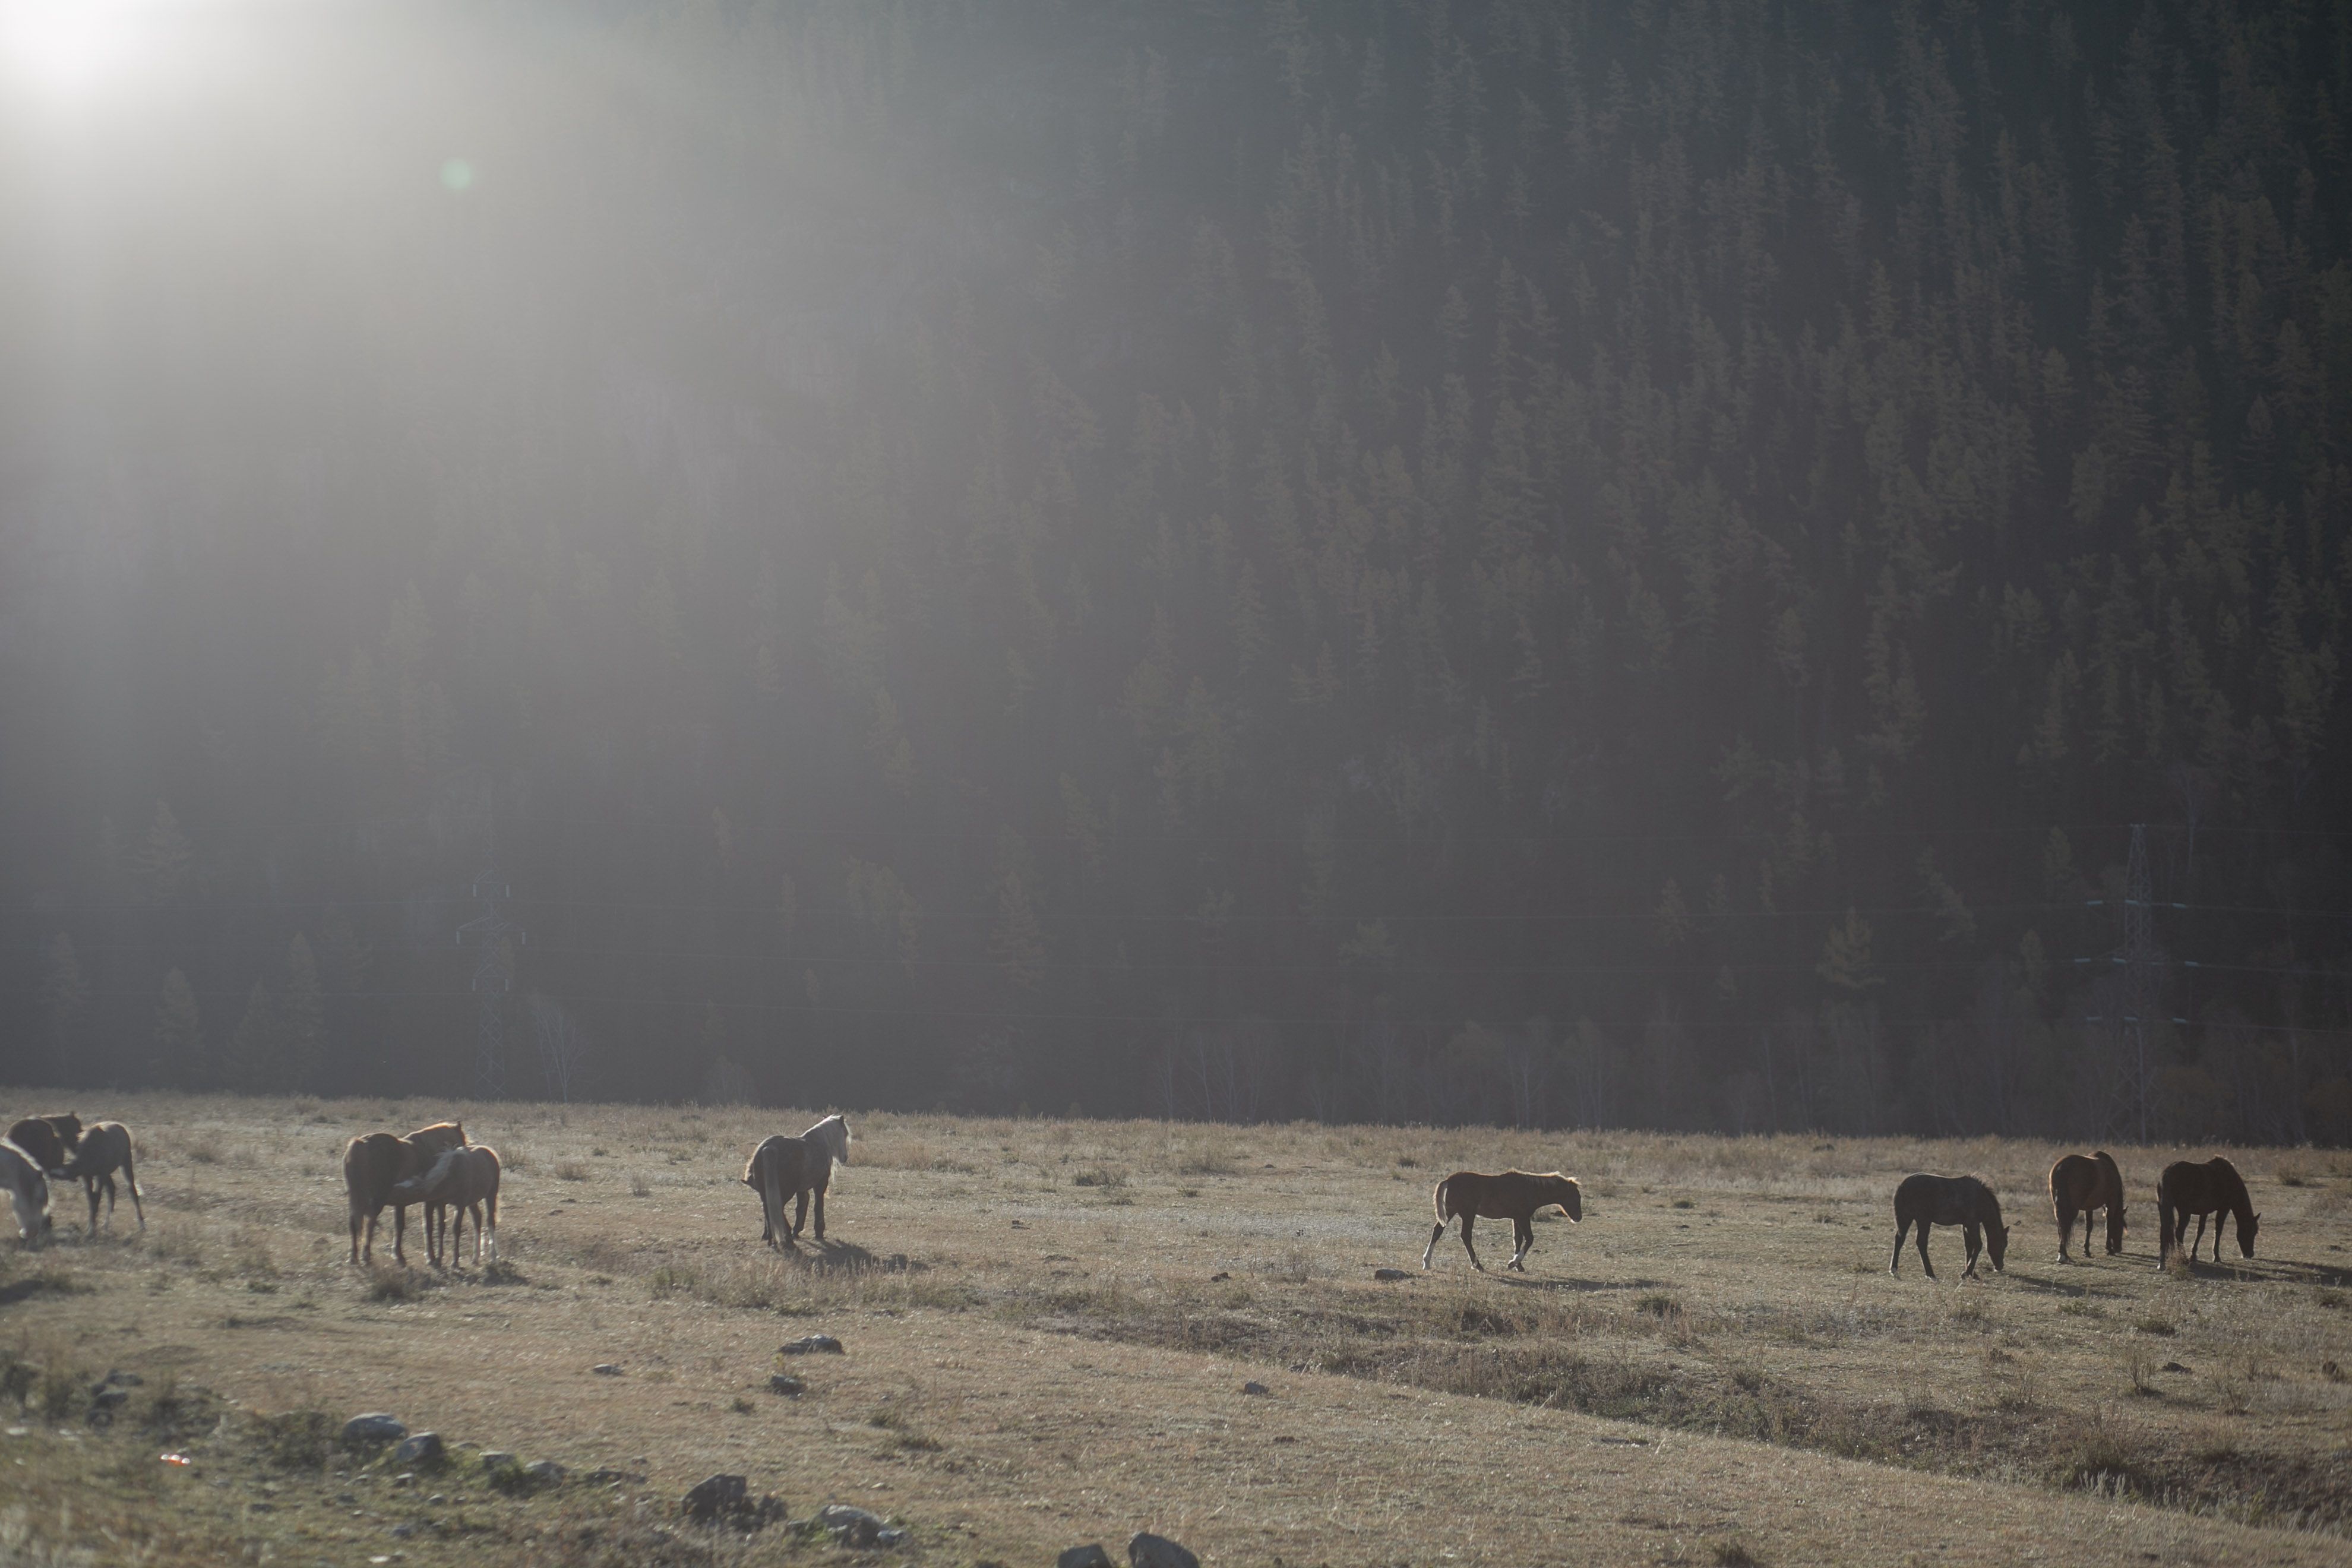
left=779, top=1334, right=844, bottom=1355
left=1372, top=1267, right=1411, bottom=1281
left=1058, top=1545, right=1115, bottom=1568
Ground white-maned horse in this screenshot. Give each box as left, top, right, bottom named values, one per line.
left=1, top=1138, right=54, bottom=1247
left=741, top=1114, right=852, bottom=1249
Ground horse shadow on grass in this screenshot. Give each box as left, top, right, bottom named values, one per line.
left=788, top=1240, right=921, bottom=1276
left=1491, top=1273, right=1664, bottom=1295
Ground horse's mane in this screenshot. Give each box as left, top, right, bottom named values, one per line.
left=2210, top=1156, right=2253, bottom=1217
left=802, top=1114, right=851, bottom=1168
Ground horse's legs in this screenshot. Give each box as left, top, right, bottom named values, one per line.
left=1916, top=1222, right=1936, bottom=1280
left=1512, top=1217, right=1534, bottom=1270
left=82, top=1177, right=100, bottom=1234
left=482, top=1187, right=498, bottom=1263
left=393, top=1202, right=407, bottom=1266
left=1891, top=1218, right=1910, bottom=1276
left=763, top=1161, right=791, bottom=1251
left=1962, top=1222, right=1983, bottom=1280
left=2190, top=1212, right=2207, bottom=1262
left=102, top=1173, right=117, bottom=1226
left=1460, top=1214, right=1485, bottom=1271
left=121, top=1148, right=143, bottom=1229
left=2055, top=1204, right=2071, bottom=1262
left=1424, top=1220, right=1446, bottom=1270
left=812, top=1186, right=826, bottom=1244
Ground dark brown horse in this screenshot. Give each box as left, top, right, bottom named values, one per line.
left=61, top=1121, right=143, bottom=1232
left=2158, top=1156, right=2258, bottom=1266
left=1890, top=1174, right=2008, bottom=1280
left=5, top=1114, right=81, bottom=1177
left=1421, top=1170, right=1583, bottom=1272
left=343, top=1121, right=468, bottom=1264
left=2047, top=1150, right=2125, bottom=1260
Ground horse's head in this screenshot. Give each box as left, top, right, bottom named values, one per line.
left=2237, top=1210, right=2259, bottom=1258
left=1550, top=1175, right=1583, bottom=1223
left=1986, top=1217, right=2009, bottom=1273
left=50, top=1115, right=82, bottom=1153
left=2104, top=1205, right=2127, bottom=1254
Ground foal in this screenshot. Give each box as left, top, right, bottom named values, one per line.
left=391, top=1145, right=502, bottom=1267
left=1422, top=1169, right=1583, bottom=1272
left=62, top=1121, right=143, bottom=1232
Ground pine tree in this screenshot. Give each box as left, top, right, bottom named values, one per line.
left=153, top=968, right=204, bottom=1088
left=282, top=934, right=325, bottom=1090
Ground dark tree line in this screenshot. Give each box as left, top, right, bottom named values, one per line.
left=2, top=0, right=2347, bottom=1139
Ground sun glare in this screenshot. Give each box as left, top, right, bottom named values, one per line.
left=3, top=0, right=195, bottom=99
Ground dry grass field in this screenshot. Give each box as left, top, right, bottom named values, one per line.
left=2, top=1090, right=2350, bottom=1567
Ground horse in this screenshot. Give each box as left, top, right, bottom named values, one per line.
left=2047, top=1150, right=2125, bottom=1260
left=1890, top=1174, right=2008, bottom=1280
left=390, top=1145, right=501, bottom=1267
left=5, top=1114, right=81, bottom=1177
left=0, top=1139, right=53, bottom=1246
left=742, top=1114, right=853, bottom=1249
left=343, top=1121, right=467, bottom=1264
left=2158, top=1156, right=2258, bottom=1266
left=61, top=1121, right=143, bottom=1233
left=1421, top=1169, right=1582, bottom=1272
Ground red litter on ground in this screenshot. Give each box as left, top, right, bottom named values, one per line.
left=159, top=1452, right=192, bottom=1466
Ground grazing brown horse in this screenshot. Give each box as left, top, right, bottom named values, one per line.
left=343, top=1121, right=468, bottom=1264
left=742, top=1114, right=852, bottom=1249
left=2158, top=1156, right=2259, bottom=1266
left=5, top=1114, right=81, bottom=1177
left=61, top=1121, right=142, bottom=1233
left=391, top=1145, right=501, bottom=1267
left=1422, top=1170, right=1583, bottom=1272
left=2047, top=1151, right=2126, bottom=1260
left=0, top=1139, right=53, bottom=1245
left=1891, top=1174, right=2008, bottom=1280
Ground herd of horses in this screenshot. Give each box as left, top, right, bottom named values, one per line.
left=0, top=1110, right=2277, bottom=1289
left=1409, top=1149, right=2262, bottom=1279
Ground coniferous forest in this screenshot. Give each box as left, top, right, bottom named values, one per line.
left=2, top=0, right=2348, bottom=1140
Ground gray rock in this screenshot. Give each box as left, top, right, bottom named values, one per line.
left=522, top=1460, right=566, bottom=1485
left=1058, top=1546, right=1117, bottom=1568
left=815, top=1503, right=891, bottom=1548
left=681, top=1472, right=748, bottom=1525
left=391, top=1523, right=416, bottom=1539
left=779, top=1334, right=843, bottom=1355
left=875, top=1526, right=910, bottom=1547
left=426, top=1494, right=446, bottom=1506
left=391, top=1472, right=416, bottom=1488
left=391, top=1432, right=444, bottom=1469
left=591, top=1364, right=622, bottom=1376
left=1241, top=1381, right=1270, bottom=1396
left=769, top=1374, right=805, bottom=1396
left=2163, top=1361, right=2189, bottom=1374
left=342, top=1414, right=407, bottom=1447
left=479, top=1451, right=517, bottom=1473
left=1372, top=1267, right=1411, bottom=1281
left=1128, top=1532, right=1199, bottom=1568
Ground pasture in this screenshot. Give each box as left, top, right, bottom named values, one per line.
left=2, top=1092, right=2350, bottom=1566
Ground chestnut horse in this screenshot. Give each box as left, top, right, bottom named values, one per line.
left=1421, top=1169, right=1582, bottom=1272
left=343, top=1121, right=468, bottom=1264
left=391, top=1145, right=501, bottom=1267
left=1891, top=1174, right=2008, bottom=1280
left=2047, top=1150, right=2125, bottom=1260
left=62, top=1121, right=143, bottom=1232
left=2158, top=1156, right=2259, bottom=1266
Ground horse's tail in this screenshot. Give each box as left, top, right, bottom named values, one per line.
left=762, top=1147, right=789, bottom=1250
left=1431, top=1177, right=1457, bottom=1225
